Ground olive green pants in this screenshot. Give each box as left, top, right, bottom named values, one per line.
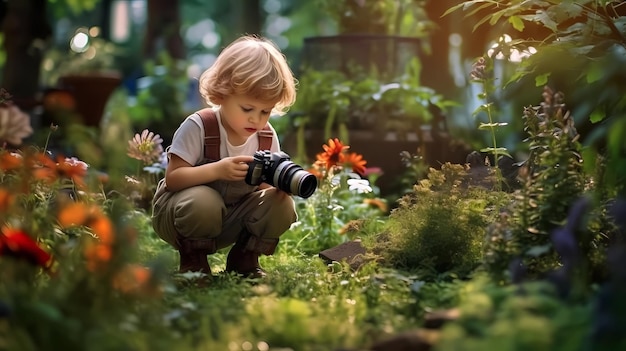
left=151, top=178, right=297, bottom=253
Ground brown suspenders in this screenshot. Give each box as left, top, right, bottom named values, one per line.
left=196, top=108, right=273, bottom=163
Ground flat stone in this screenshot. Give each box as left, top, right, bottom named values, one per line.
left=319, top=240, right=367, bottom=270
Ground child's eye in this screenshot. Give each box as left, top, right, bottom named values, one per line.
left=242, top=107, right=252, bottom=112
left=261, top=110, right=271, bottom=115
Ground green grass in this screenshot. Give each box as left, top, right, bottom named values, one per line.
left=124, top=209, right=461, bottom=351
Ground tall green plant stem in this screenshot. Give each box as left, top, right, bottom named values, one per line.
left=471, top=57, right=510, bottom=182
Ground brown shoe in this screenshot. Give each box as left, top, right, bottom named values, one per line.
left=225, top=243, right=267, bottom=279
left=178, top=250, right=212, bottom=274
left=178, top=238, right=215, bottom=277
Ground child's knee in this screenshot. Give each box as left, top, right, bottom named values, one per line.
left=268, top=190, right=297, bottom=221
left=262, top=190, right=297, bottom=234
left=174, top=187, right=225, bottom=236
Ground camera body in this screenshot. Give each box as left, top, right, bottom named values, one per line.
left=245, top=150, right=317, bottom=198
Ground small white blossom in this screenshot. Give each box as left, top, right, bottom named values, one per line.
left=347, top=178, right=372, bottom=194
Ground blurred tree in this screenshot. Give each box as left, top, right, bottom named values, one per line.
left=231, top=0, right=261, bottom=40
left=0, top=0, right=51, bottom=109
left=0, top=0, right=100, bottom=110
left=143, top=0, right=185, bottom=61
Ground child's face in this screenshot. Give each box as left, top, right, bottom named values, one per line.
left=218, top=94, right=276, bottom=145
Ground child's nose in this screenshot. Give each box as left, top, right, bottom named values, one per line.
left=249, top=113, right=262, bottom=123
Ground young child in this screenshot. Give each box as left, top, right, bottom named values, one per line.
left=151, top=35, right=298, bottom=279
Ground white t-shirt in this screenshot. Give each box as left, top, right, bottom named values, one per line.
left=167, top=108, right=281, bottom=165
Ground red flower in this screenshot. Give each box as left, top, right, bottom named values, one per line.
left=0, top=227, right=52, bottom=269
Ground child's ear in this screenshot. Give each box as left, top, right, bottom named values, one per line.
left=212, top=95, right=225, bottom=105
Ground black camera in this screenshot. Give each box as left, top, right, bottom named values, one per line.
left=245, top=150, right=317, bottom=198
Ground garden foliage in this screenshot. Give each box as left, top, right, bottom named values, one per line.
left=2, top=1, right=626, bottom=349
left=483, top=87, right=590, bottom=278
left=371, top=163, right=509, bottom=278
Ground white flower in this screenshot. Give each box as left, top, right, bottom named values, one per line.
left=0, top=105, right=33, bottom=146
left=347, top=178, right=372, bottom=194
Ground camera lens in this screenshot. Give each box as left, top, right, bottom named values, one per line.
left=274, top=161, right=318, bottom=198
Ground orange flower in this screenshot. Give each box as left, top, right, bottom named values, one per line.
left=0, top=187, right=15, bottom=212
left=316, top=138, right=349, bottom=170
left=56, top=157, right=88, bottom=187
left=58, top=202, right=90, bottom=227
left=58, top=202, right=114, bottom=245
left=112, top=264, right=157, bottom=296
left=84, top=241, right=112, bottom=272
left=363, top=198, right=388, bottom=213
left=0, top=227, right=53, bottom=269
left=0, top=151, right=23, bottom=171
left=29, top=152, right=58, bottom=183
left=42, top=90, right=76, bottom=112
left=340, top=152, right=367, bottom=176
left=307, top=166, right=323, bottom=179
left=89, top=216, right=114, bottom=245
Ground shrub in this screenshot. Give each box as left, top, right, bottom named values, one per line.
left=372, top=163, right=509, bottom=277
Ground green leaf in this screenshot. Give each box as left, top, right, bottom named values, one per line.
left=442, top=2, right=471, bottom=17
left=480, top=147, right=509, bottom=154
left=488, top=11, right=504, bottom=26
left=585, top=62, right=603, bottom=83
left=509, top=15, right=525, bottom=32
left=527, top=244, right=552, bottom=257
left=466, top=2, right=495, bottom=17
left=472, top=103, right=492, bottom=116
left=478, top=122, right=509, bottom=129
left=589, top=109, right=605, bottom=123
left=535, top=73, right=550, bottom=86
left=532, top=10, right=558, bottom=32
left=474, top=12, right=497, bottom=32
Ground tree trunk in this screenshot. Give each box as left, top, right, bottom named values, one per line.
left=1, top=0, right=51, bottom=110
left=233, top=0, right=261, bottom=36
left=143, top=0, right=185, bottom=61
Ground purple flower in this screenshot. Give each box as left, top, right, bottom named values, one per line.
left=508, top=257, right=527, bottom=284
left=550, top=197, right=590, bottom=268
left=607, top=198, right=626, bottom=234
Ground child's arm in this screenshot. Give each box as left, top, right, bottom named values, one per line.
left=164, top=154, right=254, bottom=192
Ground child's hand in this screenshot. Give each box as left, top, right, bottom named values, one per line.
left=218, top=155, right=254, bottom=181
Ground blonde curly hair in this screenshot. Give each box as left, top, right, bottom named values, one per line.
left=198, top=35, right=297, bottom=115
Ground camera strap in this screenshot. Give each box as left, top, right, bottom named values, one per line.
left=196, top=108, right=273, bottom=163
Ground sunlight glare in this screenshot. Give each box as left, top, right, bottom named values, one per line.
left=487, top=34, right=536, bottom=62
left=70, top=32, right=90, bottom=53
